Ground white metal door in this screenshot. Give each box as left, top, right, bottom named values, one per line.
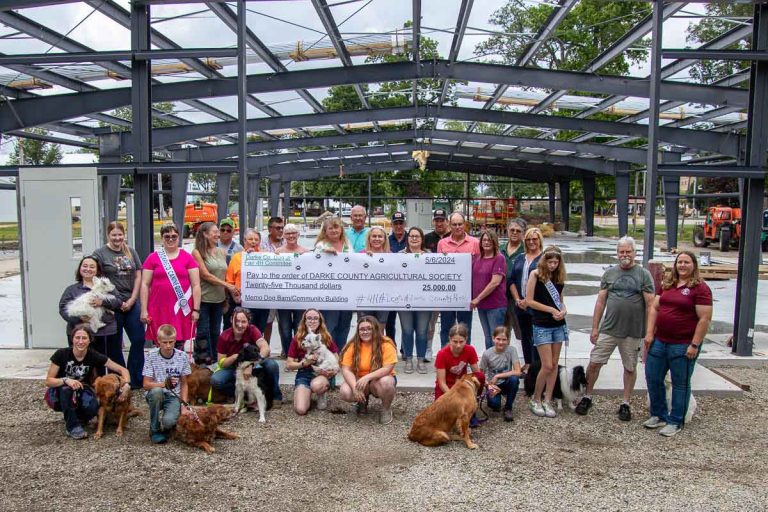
left=19, top=167, right=100, bottom=348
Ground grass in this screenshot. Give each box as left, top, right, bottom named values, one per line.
left=568, top=215, right=698, bottom=244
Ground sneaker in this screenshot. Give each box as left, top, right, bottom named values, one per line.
left=150, top=432, right=168, bottom=444
left=529, top=400, right=546, bottom=417
left=416, top=360, right=427, bottom=374
left=424, top=347, right=432, bottom=363
left=66, top=425, right=87, bottom=440
left=542, top=401, right=557, bottom=418
left=503, top=409, right=514, bottom=422
left=618, top=403, right=632, bottom=422
left=379, top=408, right=393, bottom=425
left=643, top=416, right=667, bottom=429
left=316, top=394, right=328, bottom=411
left=356, top=399, right=369, bottom=415
left=659, top=424, right=681, bottom=437
left=574, top=396, right=592, bottom=416
left=404, top=359, right=414, bottom=374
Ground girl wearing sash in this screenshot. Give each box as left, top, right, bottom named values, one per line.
left=525, top=246, right=567, bottom=419
left=140, top=223, right=201, bottom=344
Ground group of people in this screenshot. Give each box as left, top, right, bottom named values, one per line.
left=48, top=205, right=711, bottom=440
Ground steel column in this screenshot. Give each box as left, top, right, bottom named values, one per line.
left=269, top=180, right=281, bottom=218
left=282, top=180, right=291, bottom=219
left=734, top=2, right=768, bottom=357
left=642, top=0, right=663, bottom=266
left=548, top=182, right=556, bottom=224
left=615, top=173, right=630, bottom=237
left=583, top=175, right=595, bottom=236
left=98, top=134, right=122, bottom=236
left=247, top=176, right=259, bottom=230
left=663, top=176, right=680, bottom=250
left=216, top=173, right=231, bottom=222
left=237, top=0, right=249, bottom=245
left=130, top=2, right=153, bottom=259
left=559, top=180, right=570, bottom=229
left=170, top=173, right=188, bottom=235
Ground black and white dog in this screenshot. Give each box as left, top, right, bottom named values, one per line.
left=233, top=344, right=274, bottom=422
left=524, top=361, right=588, bottom=411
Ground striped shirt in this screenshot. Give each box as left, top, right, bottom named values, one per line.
left=142, top=348, right=191, bottom=394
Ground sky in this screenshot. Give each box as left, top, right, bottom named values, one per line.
left=0, top=0, right=713, bottom=156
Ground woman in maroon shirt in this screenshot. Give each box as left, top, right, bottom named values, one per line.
left=644, top=251, right=712, bottom=437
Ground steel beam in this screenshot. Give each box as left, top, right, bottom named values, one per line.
left=282, top=180, right=291, bottom=218
left=734, top=2, right=768, bottom=357
left=583, top=175, right=595, bottom=236
left=170, top=173, right=188, bottom=233
left=237, top=0, right=249, bottom=243
left=615, top=172, right=630, bottom=237
left=663, top=175, right=680, bottom=249
left=1, top=60, right=748, bottom=133
left=269, top=180, right=280, bottom=217
left=657, top=164, right=765, bottom=178
left=437, top=0, right=474, bottom=106
left=216, top=172, right=231, bottom=222
left=662, top=49, right=768, bottom=61
left=559, top=180, right=570, bottom=229
left=412, top=0, right=421, bottom=109
left=548, top=182, right=556, bottom=224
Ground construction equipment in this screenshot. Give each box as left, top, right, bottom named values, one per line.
left=471, top=198, right=517, bottom=232
left=692, top=206, right=741, bottom=252
left=182, top=201, right=238, bottom=238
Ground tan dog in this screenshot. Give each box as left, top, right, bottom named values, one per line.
left=408, top=374, right=482, bottom=449
left=93, top=374, right=140, bottom=439
left=187, top=364, right=229, bottom=404
left=173, top=404, right=239, bottom=454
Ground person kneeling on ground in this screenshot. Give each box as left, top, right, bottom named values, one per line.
left=479, top=325, right=521, bottom=422
left=142, top=324, right=191, bottom=444
left=434, top=323, right=485, bottom=427
left=285, top=309, right=339, bottom=415
left=45, top=324, right=131, bottom=440
left=211, top=307, right=283, bottom=403
left=339, top=316, right=397, bottom=424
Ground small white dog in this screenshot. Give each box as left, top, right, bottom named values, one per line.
left=65, top=276, right=116, bottom=333
left=645, top=373, right=697, bottom=423
left=300, top=332, right=340, bottom=374
left=233, top=345, right=271, bottom=422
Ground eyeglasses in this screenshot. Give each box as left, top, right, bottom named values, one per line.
left=163, top=234, right=178, bottom=241
left=408, top=234, right=422, bottom=239
left=220, top=227, right=233, bottom=232
left=509, top=229, right=523, bottom=233
left=305, top=316, right=320, bottom=321
left=450, top=223, right=464, bottom=227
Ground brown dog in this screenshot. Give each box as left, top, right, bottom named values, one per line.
left=173, top=404, right=239, bottom=454
left=408, top=374, right=482, bottom=449
left=187, top=364, right=229, bottom=404
left=93, top=374, right=140, bottom=439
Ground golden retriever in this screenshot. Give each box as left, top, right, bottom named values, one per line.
left=408, top=374, right=483, bottom=449
left=93, top=374, right=140, bottom=439
left=173, top=404, right=239, bottom=454
left=187, top=364, right=229, bottom=404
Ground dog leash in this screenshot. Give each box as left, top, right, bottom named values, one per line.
left=164, top=378, right=203, bottom=425
left=475, top=387, right=491, bottom=422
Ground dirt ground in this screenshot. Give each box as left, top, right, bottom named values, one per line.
left=0, top=366, right=766, bottom=511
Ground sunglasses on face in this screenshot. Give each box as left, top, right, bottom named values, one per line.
left=220, top=227, right=233, bottom=232
left=509, top=229, right=523, bottom=233
left=163, top=234, right=178, bottom=241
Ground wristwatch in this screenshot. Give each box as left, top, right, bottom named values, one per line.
left=690, top=343, right=700, bottom=349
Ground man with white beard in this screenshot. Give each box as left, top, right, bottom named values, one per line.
left=575, top=237, right=655, bottom=421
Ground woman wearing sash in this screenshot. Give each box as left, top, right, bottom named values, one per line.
left=524, top=246, right=567, bottom=419
left=140, top=223, right=201, bottom=344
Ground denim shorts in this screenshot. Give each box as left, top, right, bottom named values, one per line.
left=294, top=368, right=316, bottom=388
left=533, top=325, right=567, bottom=346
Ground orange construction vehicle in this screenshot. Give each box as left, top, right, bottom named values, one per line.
left=183, top=201, right=239, bottom=238
left=693, top=205, right=741, bottom=252
left=472, top=197, right=518, bottom=231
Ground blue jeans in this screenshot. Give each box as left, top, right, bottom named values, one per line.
left=478, top=307, right=507, bottom=349
left=533, top=324, right=567, bottom=345
left=197, top=301, right=224, bottom=361
left=108, top=301, right=145, bottom=388
left=210, top=358, right=283, bottom=401
left=248, top=308, right=270, bottom=334
left=278, top=309, right=303, bottom=356
left=386, top=311, right=397, bottom=340
left=145, top=387, right=181, bottom=433
left=399, top=310, right=431, bottom=359
left=91, top=334, right=125, bottom=376
left=440, top=311, right=473, bottom=347
left=515, top=308, right=537, bottom=364
left=321, top=310, right=353, bottom=351
left=645, top=339, right=697, bottom=427
left=360, top=310, right=389, bottom=327
left=487, top=376, right=520, bottom=411
left=58, top=386, right=99, bottom=431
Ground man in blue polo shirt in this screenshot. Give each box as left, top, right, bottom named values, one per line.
left=346, top=205, right=369, bottom=252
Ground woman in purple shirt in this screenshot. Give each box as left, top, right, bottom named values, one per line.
left=471, top=231, right=507, bottom=349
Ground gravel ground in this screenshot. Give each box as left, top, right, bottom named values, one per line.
left=1, top=367, right=767, bottom=512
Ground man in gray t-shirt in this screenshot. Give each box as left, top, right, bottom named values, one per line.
left=575, top=237, right=655, bottom=421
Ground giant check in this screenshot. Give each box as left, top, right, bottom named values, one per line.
left=241, top=252, right=471, bottom=311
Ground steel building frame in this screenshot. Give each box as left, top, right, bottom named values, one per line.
left=0, top=0, right=765, bottom=354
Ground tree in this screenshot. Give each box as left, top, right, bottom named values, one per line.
left=474, top=0, right=650, bottom=75
left=686, top=3, right=752, bottom=85
left=9, top=128, right=62, bottom=166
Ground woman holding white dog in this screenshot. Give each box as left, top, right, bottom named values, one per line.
left=59, top=255, right=123, bottom=369
left=644, top=251, right=712, bottom=437
left=140, top=222, right=201, bottom=345
left=525, top=246, right=567, bottom=419
left=339, top=316, right=397, bottom=424
left=285, top=309, right=339, bottom=414
left=93, top=221, right=144, bottom=388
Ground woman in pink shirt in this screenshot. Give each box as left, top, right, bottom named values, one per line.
left=471, top=231, right=507, bottom=349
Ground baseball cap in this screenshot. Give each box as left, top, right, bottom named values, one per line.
left=220, top=218, right=235, bottom=229
left=391, top=211, right=406, bottom=223
left=433, top=209, right=447, bottom=220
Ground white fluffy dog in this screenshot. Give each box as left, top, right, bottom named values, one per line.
left=300, top=332, right=340, bottom=374
left=65, top=276, right=116, bottom=333
left=646, top=373, right=697, bottom=423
